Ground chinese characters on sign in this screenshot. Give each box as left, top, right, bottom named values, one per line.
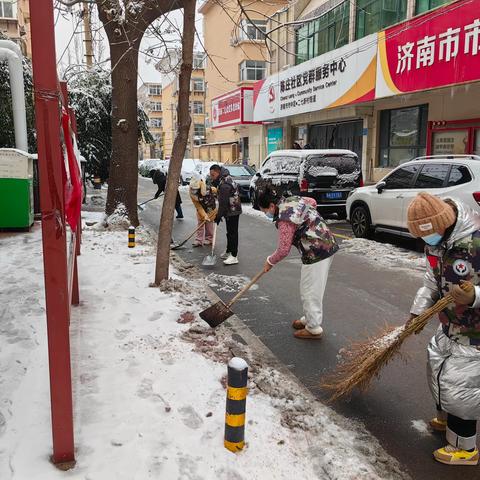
left=396, top=19, right=480, bottom=74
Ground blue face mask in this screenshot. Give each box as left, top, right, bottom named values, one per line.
left=422, top=233, right=443, bottom=246
left=265, top=211, right=274, bottom=220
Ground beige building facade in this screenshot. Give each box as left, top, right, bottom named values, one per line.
left=199, top=0, right=288, bottom=165
left=138, top=82, right=163, bottom=160
left=0, top=0, right=31, bottom=57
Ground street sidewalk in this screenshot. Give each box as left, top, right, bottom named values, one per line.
left=0, top=210, right=408, bottom=479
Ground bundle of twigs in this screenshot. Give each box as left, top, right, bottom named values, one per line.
left=322, top=281, right=474, bottom=402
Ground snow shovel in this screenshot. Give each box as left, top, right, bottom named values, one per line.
left=137, top=194, right=162, bottom=211
left=201, top=224, right=217, bottom=267
left=200, top=269, right=266, bottom=328
left=171, top=220, right=207, bottom=250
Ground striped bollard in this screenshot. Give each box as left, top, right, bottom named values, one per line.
left=224, top=357, right=248, bottom=452
left=128, top=226, right=135, bottom=248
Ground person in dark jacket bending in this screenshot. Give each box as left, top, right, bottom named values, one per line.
left=209, top=165, right=242, bottom=265
left=150, top=169, right=183, bottom=219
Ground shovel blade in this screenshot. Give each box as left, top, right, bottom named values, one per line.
left=199, top=301, right=233, bottom=328
left=171, top=243, right=186, bottom=250
left=201, top=254, right=217, bottom=266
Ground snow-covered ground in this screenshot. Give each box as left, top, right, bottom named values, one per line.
left=0, top=214, right=408, bottom=479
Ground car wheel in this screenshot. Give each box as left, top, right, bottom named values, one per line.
left=250, top=189, right=258, bottom=209
left=350, top=205, right=372, bottom=239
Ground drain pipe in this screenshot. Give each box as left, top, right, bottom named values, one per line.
left=0, top=40, right=28, bottom=152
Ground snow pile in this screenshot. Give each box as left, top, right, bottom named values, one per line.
left=206, top=272, right=259, bottom=293
left=105, top=202, right=131, bottom=229
left=341, top=238, right=424, bottom=273
left=0, top=219, right=408, bottom=480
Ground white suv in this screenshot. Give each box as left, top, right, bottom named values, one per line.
left=346, top=155, right=480, bottom=238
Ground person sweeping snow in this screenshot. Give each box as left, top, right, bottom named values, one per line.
left=189, top=173, right=217, bottom=247
left=407, top=192, right=480, bottom=466
left=257, top=184, right=338, bottom=339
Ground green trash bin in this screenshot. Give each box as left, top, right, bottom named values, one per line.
left=0, top=148, right=34, bottom=229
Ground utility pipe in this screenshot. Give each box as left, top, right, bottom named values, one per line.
left=0, top=40, right=28, bottom=152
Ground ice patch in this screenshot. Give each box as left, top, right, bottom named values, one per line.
left=411, top=420, right=430, bottom=435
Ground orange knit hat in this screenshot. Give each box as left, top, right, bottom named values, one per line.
left=407, top=192, right=456, bottom=237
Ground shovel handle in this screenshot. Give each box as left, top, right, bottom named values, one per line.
left=210, top=223, right=217, bottom=255
left=227, top=270, right=265, bottom=308
left=181, top=220, right=207, bottom=244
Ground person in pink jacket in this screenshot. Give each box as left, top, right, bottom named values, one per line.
left=257, top=185, right=338, bottom=339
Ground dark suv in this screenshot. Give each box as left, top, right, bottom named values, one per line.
left=250, top=149, right=362, bottom=217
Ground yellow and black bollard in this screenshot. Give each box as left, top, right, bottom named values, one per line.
left=128, top=226, right=135, bottom=248
left=224, top=357, right=248, bottom=452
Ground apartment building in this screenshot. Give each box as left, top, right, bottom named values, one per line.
left=138, top=82, right=164, bottom=160
left=0, top=0, right=31, bottom=57
left=253, top=0, right=480, bottom=180
left=199, top=0, right=288, bottom=165
left=157, top=50, right=207, bottom=160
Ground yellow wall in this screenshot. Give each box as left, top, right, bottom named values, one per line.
left=0, top=0, right=31, bottom=57
left=201, top=0, right=287, bottom=158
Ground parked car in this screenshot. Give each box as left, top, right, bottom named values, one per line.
left=346, top=154, right=480, bottom=239
left=223, top=164, right=255, bottom=200
left=180, top=158, right=199, bottom=185
left=250, top=149, right=362, bottom=217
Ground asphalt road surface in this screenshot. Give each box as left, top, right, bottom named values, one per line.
left=138, top=177, right=475, bottom=479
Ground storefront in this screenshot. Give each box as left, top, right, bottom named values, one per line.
left=427, top=119, right=480, bottom=156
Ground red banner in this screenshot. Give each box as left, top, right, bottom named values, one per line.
left=376, top=0, right=480, bottom=97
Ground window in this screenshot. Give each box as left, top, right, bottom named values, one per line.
left=416, top=0, right=452, bottom=15
left=379, top=105, right=428, bottom=167
left=0, top=1, right=14, bottom=18
left=192, top=101, right=204, bottom=114
left=150, top=102, right=162, bottom=112
left=192, top=78, right=205, bottom=92
left=296, top=1, right=349, bottom=64
left=356, top=0, right=407, bottom=40
left=148, top=84, right=162, bottom=96
left=414, top=164, right=450, bottom=188
left=194, top=123, right=205, bottom=137
left=239, top=19, right=267, bottom=41
left=150, top=118, right=162, bottom=128
left=448, top=165, right=472, bottom=186
left=239, top=60, right=266, bottom=81
left=193, top=53, right=206, bottom=69
left=384, top=164, right=421, bottom=189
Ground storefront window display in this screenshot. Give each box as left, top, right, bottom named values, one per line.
left=379, top=105, right=428, bottom=167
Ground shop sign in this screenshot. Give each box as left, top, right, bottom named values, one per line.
left=253, top=34, right=377, bottom=122
left=211, top=88, right=258, bottom=128
left=376, top=0, right=480, bottom=98
left=267, top=127, right=283, bottom=154
left=432, top=130, right=468, bottom=154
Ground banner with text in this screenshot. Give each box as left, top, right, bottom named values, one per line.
left=253, top=34, right=377, bottom=122
left=212, top=87, right=258, bottom=129
left=376, top=0, right=480, bottom=98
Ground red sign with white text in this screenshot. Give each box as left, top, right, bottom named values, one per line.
left=211, top=87, right=257, bottom=128
left=376, top=0, right=480, bottom=98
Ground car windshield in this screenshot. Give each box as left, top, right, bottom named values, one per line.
left=226, top=166, right=254, bottom=176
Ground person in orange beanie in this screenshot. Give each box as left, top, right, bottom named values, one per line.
left=407, top=192, right=480, bottom=466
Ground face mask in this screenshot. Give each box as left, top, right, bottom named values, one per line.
left=422, top=233, right=443, bottom=246
left=265, top=211, right=274, bottom=220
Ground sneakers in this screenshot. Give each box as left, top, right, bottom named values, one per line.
left=292, top=319, right=306, bottom=330
left=223, top=255, right=239, bottom=265
left=220, top=251, right=230, bottom=259
left=203, top=240, right=212, bottom=245
left=294, top=327, right=323, bottom=339
left=433, top=445, right=479, bottom=466
left=430, top=416, right=447, bottom=432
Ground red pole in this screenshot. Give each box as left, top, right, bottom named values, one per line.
left=29, top=0, right=75, bottom=468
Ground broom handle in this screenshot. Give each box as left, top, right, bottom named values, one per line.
left=227, top=270, right=265, bottom=308
left=210, top=223, right=217, bottom=255
left=182, top=220, right=207, bottom=244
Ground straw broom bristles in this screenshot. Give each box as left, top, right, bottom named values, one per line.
left=321, top=281, right=475, bottom=402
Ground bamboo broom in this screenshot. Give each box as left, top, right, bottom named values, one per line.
left=321, top=281, right=474, bottom=402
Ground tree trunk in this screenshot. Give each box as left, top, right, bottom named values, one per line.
left=105, top=40, right=141, bottom=226
left=154, top=0, right=196, bottom=283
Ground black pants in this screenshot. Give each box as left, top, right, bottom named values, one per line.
left=225, top=215, right=239, bottom=257
left=175, top=192, right=183, bottom=218
left=448, top=413, right=477, bottom=440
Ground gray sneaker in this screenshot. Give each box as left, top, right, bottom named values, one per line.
left=220, top=251, right=230, bottom=259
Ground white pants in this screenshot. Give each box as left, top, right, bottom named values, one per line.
left=299, top=257, right=333, bottom=334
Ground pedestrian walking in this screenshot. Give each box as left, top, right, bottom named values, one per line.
left=257, top=184, right=338, bottom=339
left=150, top=168, right=183, bottom=219
left=189, top=173, right=217, bottom=247
left=209, top=164, right=242, bottom=265
left=407, top=192, right=480, bottom=466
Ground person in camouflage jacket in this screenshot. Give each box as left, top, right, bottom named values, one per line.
left=189, top=173, right=217, bottom=247
left=407, top=192, right=480, bottom=466
left=258, top=186, right=338, bottom=340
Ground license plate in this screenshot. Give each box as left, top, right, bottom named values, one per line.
left=325, top=192, right=342, bottom=200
